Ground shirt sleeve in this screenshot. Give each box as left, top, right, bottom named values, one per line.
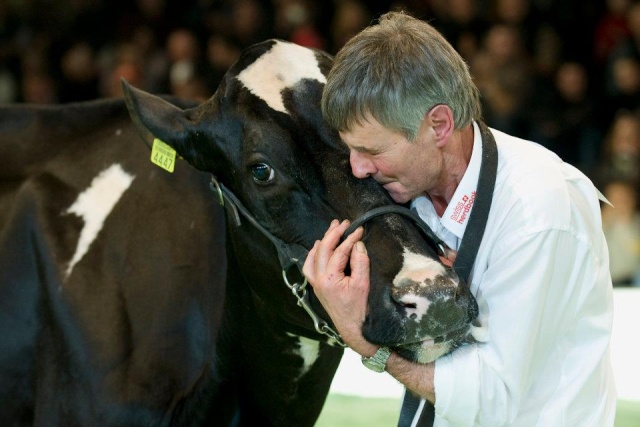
left=433, top=225, right=609, bottom=426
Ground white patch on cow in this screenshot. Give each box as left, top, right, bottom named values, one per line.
left=237, top=40, right=326, bottom=114
left=392, top=249, right=448, bottom=287
left=397, top=294, right=431, bottom=323
left=65, top=164, right=135, bottom=277
left=287, top=333, right=320, bottom=376
left=416, top=341, right=451, bottom=364
left=471, top=322, right=489, bottom=342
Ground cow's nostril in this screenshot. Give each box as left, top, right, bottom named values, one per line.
left=390, top=291, right=419, bottom=311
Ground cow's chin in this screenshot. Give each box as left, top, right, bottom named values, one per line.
left=396, top=340, right=454, bottom=364
left=394, top=321, right=489, bottom=364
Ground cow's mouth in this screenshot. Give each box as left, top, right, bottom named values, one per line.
left=393, top=325, right=472, bottom=364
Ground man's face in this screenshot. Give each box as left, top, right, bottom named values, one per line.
left=340, top=114, right=441, bottom=204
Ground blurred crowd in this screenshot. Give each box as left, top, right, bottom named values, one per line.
left=2, top=0, right=640, bottom=286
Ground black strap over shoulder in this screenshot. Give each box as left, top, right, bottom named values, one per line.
left=451, top=121, right=499, bottom=282
left=398, top=121, right=498, bottom=427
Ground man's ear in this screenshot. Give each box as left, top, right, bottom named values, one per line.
left=425, top=104, right=454, bottom=148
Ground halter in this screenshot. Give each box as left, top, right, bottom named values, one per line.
left=209, top=175, right=346, bottom=347
left=341, top=205, right=450, bottom=261
left=209, top=175, right=453, bottom=348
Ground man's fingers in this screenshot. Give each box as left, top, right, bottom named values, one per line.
left=326, top=226, right=364, bottom=274
left=350, top=241, right=370, bottom=288
left=302, top=240, right=320, bottom=281
left=314, top=220, right=352, bottom=273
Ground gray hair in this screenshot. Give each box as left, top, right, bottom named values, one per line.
left=322, top=11, right=481, bottom=141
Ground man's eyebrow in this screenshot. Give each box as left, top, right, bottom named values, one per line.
left=350, top=144, right=380, bottom=154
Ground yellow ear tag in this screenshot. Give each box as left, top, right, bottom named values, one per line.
left=150, top=138, right=176, bottom=173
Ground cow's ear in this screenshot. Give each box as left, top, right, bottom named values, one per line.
left=121, top=79, right=193, bottom=158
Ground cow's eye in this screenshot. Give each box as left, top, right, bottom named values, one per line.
left=251, top=163, right=275, bottom=184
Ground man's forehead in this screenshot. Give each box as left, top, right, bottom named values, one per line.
left=339, top=118, right=403, bottom=151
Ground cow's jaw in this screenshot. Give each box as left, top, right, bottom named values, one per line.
left=389, top=249, right=477, bottom=363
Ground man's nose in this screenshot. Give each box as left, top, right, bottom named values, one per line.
left=350, top=150, right=375, bottom=179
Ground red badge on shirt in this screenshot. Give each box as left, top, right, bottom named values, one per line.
left=449, top=191, right=476, bottom=225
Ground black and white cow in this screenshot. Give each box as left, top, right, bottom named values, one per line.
left=0, top=98, right=227, bottom=425
left=0, top=39, right=482, bottom=426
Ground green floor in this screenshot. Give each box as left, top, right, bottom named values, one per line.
left=316, top=394, right=640, bottom=426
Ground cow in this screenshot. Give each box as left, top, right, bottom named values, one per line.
left=0, top=39, right=483, bottom=426
left=0, top=97, right=227, bottom=425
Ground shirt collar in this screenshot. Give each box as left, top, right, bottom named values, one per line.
left=440, top=121, right=483, bottom=239
left=405, top=125, right=478, bottom=242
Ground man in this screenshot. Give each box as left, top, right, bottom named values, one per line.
left=302, top=11, right=616, bottom=426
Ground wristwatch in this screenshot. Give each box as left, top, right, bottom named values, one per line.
left=361, top=347, right=392, bottom=373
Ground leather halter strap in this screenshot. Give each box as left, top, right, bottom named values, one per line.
left=209, top=176, right=346, bottom=347
left=342, top=205, right=455, bottom=267
left=342, top=205, right=448, bottom=257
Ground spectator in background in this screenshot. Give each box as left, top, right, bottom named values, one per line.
left=130, top=25, right=170, bottom=94
left=605, top=55, right=640, bottom=122
left=202, top=33, right=241, bottom=93
left=273, top=0, right=326, bottom=50
left=99, top=42, right=146, bottom=98
left=490, top=0, right=542, bottom=54
left=593, top=110, right=640, bottom=189
left=330, top=0, right=371, bottom=52
left=58, top=42, right=100, bottom=102
left=608, top=1, right=640, bottom=62
left=601, top=179, right=640, bottom=286
left=0, top=0, right=20, bottom=103
left=594, top=0, right=632, bottom=65
left=529, top=61, right=602, bottom=172
left=432, top=0, right=488, bottom=62
left=19, top=45, right=57, bottom=103
left=165, top=28, right=208, bottom=101
left=471, top=23, right=532, bottom=138
left=230, top=0, right=272, bottom=47
left=21, top=73, right=57, bottom=104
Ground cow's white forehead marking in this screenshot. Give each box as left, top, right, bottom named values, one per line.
left=65, top=164, right=135, bottom=277
left=237, top=41, right=326, bottom=114
left=393, top=248, right=448, bottom=287
left=287, top=333, right=320, bottom=377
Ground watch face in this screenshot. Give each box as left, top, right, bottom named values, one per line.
left=363, top=358, right=386, bottom=373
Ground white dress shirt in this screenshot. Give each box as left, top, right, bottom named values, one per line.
left=410, top=122, right=617, bottom=426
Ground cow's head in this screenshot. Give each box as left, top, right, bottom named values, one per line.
left=123, top=39, right=485, bottom=363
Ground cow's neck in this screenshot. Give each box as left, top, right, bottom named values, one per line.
left=217, top=246, right=343, bottom=426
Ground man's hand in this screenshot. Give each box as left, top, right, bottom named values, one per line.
left=302, top=219, right=376, bottom=353
left=304, top=219, right=437, bottom=402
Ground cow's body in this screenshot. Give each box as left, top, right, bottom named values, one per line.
left=0, top=100, right=228, bottom=425
left=0, top=85, right=344, bottom=427
left=1, top=39, right=482, bottom=426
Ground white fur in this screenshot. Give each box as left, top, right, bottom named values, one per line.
left=65, top=164, right=135, bottom=277
left=415, top=341, right=451, bottom=364
left=286, top=333, right=320, bottom=377
left=397, top=294, right=431, bottom=323
left=295, top=336, right=320, bottom=375
left=393, top=248, right=448, bottom=287
left=237, top=40, right=326, bottom=114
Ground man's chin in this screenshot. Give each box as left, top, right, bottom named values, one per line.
left=389, top=192, right=411, bottom=204
left=383, top=185, right=410, bottom=204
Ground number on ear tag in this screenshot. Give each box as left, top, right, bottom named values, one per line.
left=151, top=138, right=176, bottom=173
